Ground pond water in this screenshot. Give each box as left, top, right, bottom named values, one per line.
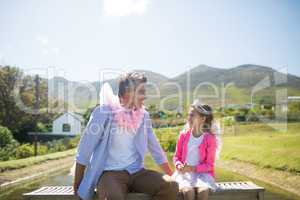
left=1, top=167, right=299, bottom=200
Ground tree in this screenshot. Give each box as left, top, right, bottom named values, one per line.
left=0, top=66, right=54, bottom=142
left=0, top=66, right=25, bottom=138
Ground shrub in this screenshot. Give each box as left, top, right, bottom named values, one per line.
left=160, top=140, right=177, bottom=152
left=222, top=116, right=235, bottom=126
left=16, top=144, right=34, bottom=159
left=0, top=126, right=19, bottom=161
left=37, top=144, right=48, bottom=155
left=0, top=126, right=14, bottom=148
left=235, top=114, right=246, bottom=122
left=51, top=140, right=67, bottom=152
left=36, top=122, right=48, bottom=132
left=166, top=139, right=176, bottom=152
left=67, top=136, right=80, bottom=149
left=0, top=140, right=19, bottom=161
left=246, top=113, right=260, bottom=122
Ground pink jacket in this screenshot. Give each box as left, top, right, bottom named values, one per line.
left=173, top=128, right=217, bottom=178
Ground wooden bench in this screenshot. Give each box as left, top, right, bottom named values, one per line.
left=23, top=181, right=264, bottom=200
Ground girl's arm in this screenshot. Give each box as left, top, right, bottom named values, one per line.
left=173, top=132, right=185, bottom=170
left=195, top=134, right=217, bottom=173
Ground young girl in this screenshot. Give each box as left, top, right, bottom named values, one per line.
left=172, top=100, right=221, bottom=200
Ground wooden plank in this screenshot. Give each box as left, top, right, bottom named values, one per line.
left=126, top=193, right=151, bottom=200
left=23, top=181, right=264, bottom=200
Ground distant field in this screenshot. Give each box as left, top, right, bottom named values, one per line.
left=0, top=149, right=76, bottom=172
left=154, top=122, right=300, bottom=174
left=221, top=123, right=300, bottom=174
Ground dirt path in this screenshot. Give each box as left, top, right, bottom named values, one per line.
left=0, top=156, right=74, bottom=189
left=217, top=159, right=300, bottom=197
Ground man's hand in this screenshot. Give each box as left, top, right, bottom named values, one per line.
left=73, top=162, right=86, bottom=196
left=73, top=181, right=80, bottom=196
left=159, top=162, right=174, bottom=176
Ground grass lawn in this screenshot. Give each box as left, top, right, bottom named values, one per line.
left=221, top=123, right=300, bottom=174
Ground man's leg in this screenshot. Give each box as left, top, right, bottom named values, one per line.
left=178, top=187, right=195, bottom=200
left=129, top=168, right=179, bottom=200
left=97, top=170, right=130, bottom=200
left=195, top=187, right=209, bottom=200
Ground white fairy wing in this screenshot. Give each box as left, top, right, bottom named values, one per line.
left=211, top=121, right=222, bottom=160
left=99, top=82, right=120, bottom=107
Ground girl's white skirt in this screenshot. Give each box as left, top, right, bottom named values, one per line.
left=171, top=170, right=217, bottom=191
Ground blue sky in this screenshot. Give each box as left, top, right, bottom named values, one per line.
left=0, top=0, right=300, bottom=81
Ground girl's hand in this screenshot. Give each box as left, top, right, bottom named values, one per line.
left=177, top=164, right=185, bottom=173
left=182, top=164, right=196, bottom=173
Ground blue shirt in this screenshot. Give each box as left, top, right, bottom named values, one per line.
left=75, top=105, right=167, bottom=200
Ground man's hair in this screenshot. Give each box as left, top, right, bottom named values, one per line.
left=118, top=72, right=147, bottom=97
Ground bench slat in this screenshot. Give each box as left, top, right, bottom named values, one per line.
left=23, top=181, right=264, bottom=200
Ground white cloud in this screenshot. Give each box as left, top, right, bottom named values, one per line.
left=42, top=49, right=49, bottom=55
left=36, top=35, right=49, bottom=45
left=0, top=54, right=6, bottom=65
left=104, top=0, right=150, bottom=17
left=52, top=47, right=60, bottom=55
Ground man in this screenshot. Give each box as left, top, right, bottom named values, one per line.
left=73, top=72, right=179, bottom=200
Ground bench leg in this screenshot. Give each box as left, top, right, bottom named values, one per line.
left=258, top=191, right=264, bottom=200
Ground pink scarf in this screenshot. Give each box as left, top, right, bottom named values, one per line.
left=99, top=82, right=145, bottom=132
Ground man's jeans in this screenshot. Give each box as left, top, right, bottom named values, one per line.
left=97, top=168, right=179, bottom=200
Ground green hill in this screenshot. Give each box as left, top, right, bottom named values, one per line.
left=46, top=65, right=300, bottom=112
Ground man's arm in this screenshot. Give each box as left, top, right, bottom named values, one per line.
left=73, top=162, right=86, bottom=195
left=159, top=162, right=173, bottom=176
left=145, top=113, right=174, bottom=175
left=73, top=105, right=109, bottom=194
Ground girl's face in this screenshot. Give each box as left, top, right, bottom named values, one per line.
left=187, top=106, right=206, bottom=129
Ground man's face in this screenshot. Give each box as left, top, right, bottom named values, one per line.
left=133, top=82, right=146, bottom=109
left=121, top=82, right=146, bottom=109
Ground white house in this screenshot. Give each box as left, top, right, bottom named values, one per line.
left=52, top=112, right=84, bottom=135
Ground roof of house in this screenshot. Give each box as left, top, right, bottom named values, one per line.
left=54, top=112, right=84, bottom=122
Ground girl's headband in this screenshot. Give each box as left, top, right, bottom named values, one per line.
left=192, top=100, right=212, bottom=115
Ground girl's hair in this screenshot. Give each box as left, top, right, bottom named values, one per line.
left=191, top=100, right=214, bottom=133
left=185, top=100, right=222, bottom=160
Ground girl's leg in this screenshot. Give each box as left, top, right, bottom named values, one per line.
left=195, top=187, right=209, bottom=200
left=178, top=187, right=195, bottom=200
